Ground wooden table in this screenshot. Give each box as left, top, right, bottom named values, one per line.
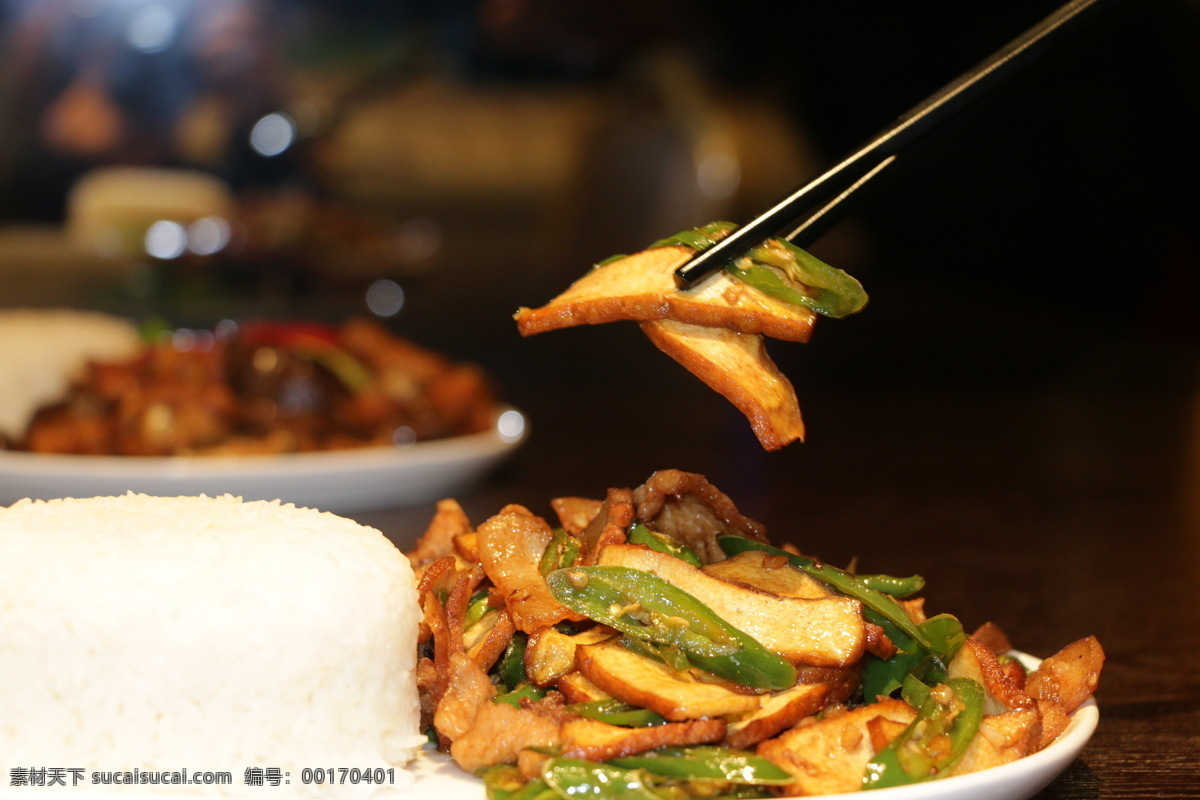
left=356, top=281, right=1200, bottom=799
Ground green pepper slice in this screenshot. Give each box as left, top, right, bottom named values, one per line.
left=650, top=221, right=868, bottom=318
left=649, top=222, right=730, bottom=251
left=546, top=565, right=796, bottom=690
left=508, top=781, right=558, bottom=800
left=464, top=587, right=493, bottom=628
left=480, top=765, right=542, bottom=800
left=861, top=611, right=967, bottom=701
left=495, top=682, right=546, bottom=708
left=857, top=573, right=926, bottom=598
left=566, top=698, right=667, bottom=728
left=541, top=759, right=663, bottom=800
left=627, top=524, right=703, bottom=568
left=495, top=633, right=529, bottom=691
left=609, top=746, right=793, bottom=785
left=862, top=677, right=985, bottom=790
left=540, top=528, right=581, bottom=577
left=620, top=634, right=692, bottom=674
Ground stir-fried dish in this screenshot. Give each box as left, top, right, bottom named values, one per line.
left=6, top=318, right=497, bottom=456
left=409, top=470, right=1103, bottom=798
left=514, top=223, right=868, bottom=451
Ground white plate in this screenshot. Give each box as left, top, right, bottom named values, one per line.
left=72, top=697, right=1097, bottom=799
left=406, top=651, right=1099, bottom=800
left=0, top=406, right=528, bottom=513
left=37, top=655, right=1097, bottom=799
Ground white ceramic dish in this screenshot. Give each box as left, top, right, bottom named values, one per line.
left=77, top=695, right=1096, bottom=799
left=404, top=650, right=1098, bottom=800
left=50, top=647, right=1098, bottom=800
left=0, top=406, right=527, bottom=513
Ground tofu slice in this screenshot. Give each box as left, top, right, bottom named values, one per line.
left=514, top=246, right=816, bottom=342
left=757, top=699, right=917, bottom=797
left=641, top=319, right=804, bottom=450
left=597, top=544, right=866, bottom=667
left=575, top=639, right=761, bottom=721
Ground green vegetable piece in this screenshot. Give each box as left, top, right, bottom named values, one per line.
left=649, top=221, right=730, bottom=251
left=733, top=239, right=867, bottom=318
left=920, top=614, right=968, bottom=668
left=546, top=565, right=796, bottom=691
left=496, top=633, right=529, bottom=691
left=540, top=528, right=581, bottom=577
left=542, top=759, right=662, bottom=800
left=627, top=524, right=703, bottom=568
left=863, top=612, right=967, bottom=700
left=649, top=221, right=868, bottom=318
left=479, top=764, right=527, bottom=800
left=497, top=775, right=559, bottom=800
left=861, top=640, right=925, bottom=702
left=495, top=682, right=546, bottom=708
left=511, top=780, right=560, bottom=800
left=566, top=699, right=667, bottom=728
left=609, top=746, right=793, bottom=785
left=857, top=573, right=926, bottom=598
left=464, top=587, right=493, bottom=628
left=620, top=634, right=693, bottom=674
left=900, top=671, right=932, bottom=709
left=863, top=677, right=985, bottom=790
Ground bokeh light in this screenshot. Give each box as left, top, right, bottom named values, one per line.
left=497, top=409, right=526, bottom=443
left=365, top=279, right=405, bottom=318
left=143, top=220, right=187, bottom=260
left=249, top=112, right=296, bottom=157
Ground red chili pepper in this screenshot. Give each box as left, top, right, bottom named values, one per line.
left=236, top=320, right=340, bottom=349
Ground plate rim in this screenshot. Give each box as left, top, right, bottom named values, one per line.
left=0, top=404, right=527, bottom=479
left=0, top=404, right=528, bottom=511
left=410, top=649, right=1099, bottom=800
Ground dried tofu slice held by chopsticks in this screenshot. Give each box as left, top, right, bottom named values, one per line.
left=513, top=222, right=867, bottom=450
left=515, top=246, right=817, bottom=343
left=641, top=319, right=805, bottom=450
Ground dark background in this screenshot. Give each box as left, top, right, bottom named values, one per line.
left=447, top=0, right=1200, bottom=513
left=0, top=0, right=1195, bottom=504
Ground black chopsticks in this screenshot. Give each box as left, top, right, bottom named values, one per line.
left=673, top=0, right=1108, bottom=289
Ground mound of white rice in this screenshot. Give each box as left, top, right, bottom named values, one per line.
left=0, top=494, right=423, bottom=796
left=0, top=308, right=141, bottom=440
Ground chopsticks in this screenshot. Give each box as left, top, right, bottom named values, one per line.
left=673, top=0, right=1108, bottom=288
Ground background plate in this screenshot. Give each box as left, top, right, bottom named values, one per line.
left=0, top=405, right=527, bottom=513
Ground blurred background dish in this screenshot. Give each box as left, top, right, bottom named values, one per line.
left=0, top=310, right=525, bottom=510
left=0, top=307, right=142, bottom=441
left=7, top=316, right=504, bottom=456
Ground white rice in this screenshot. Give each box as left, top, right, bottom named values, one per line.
left=0, top=494, right=423, bottom=797
left=0, top=308, right=141, bottom=440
